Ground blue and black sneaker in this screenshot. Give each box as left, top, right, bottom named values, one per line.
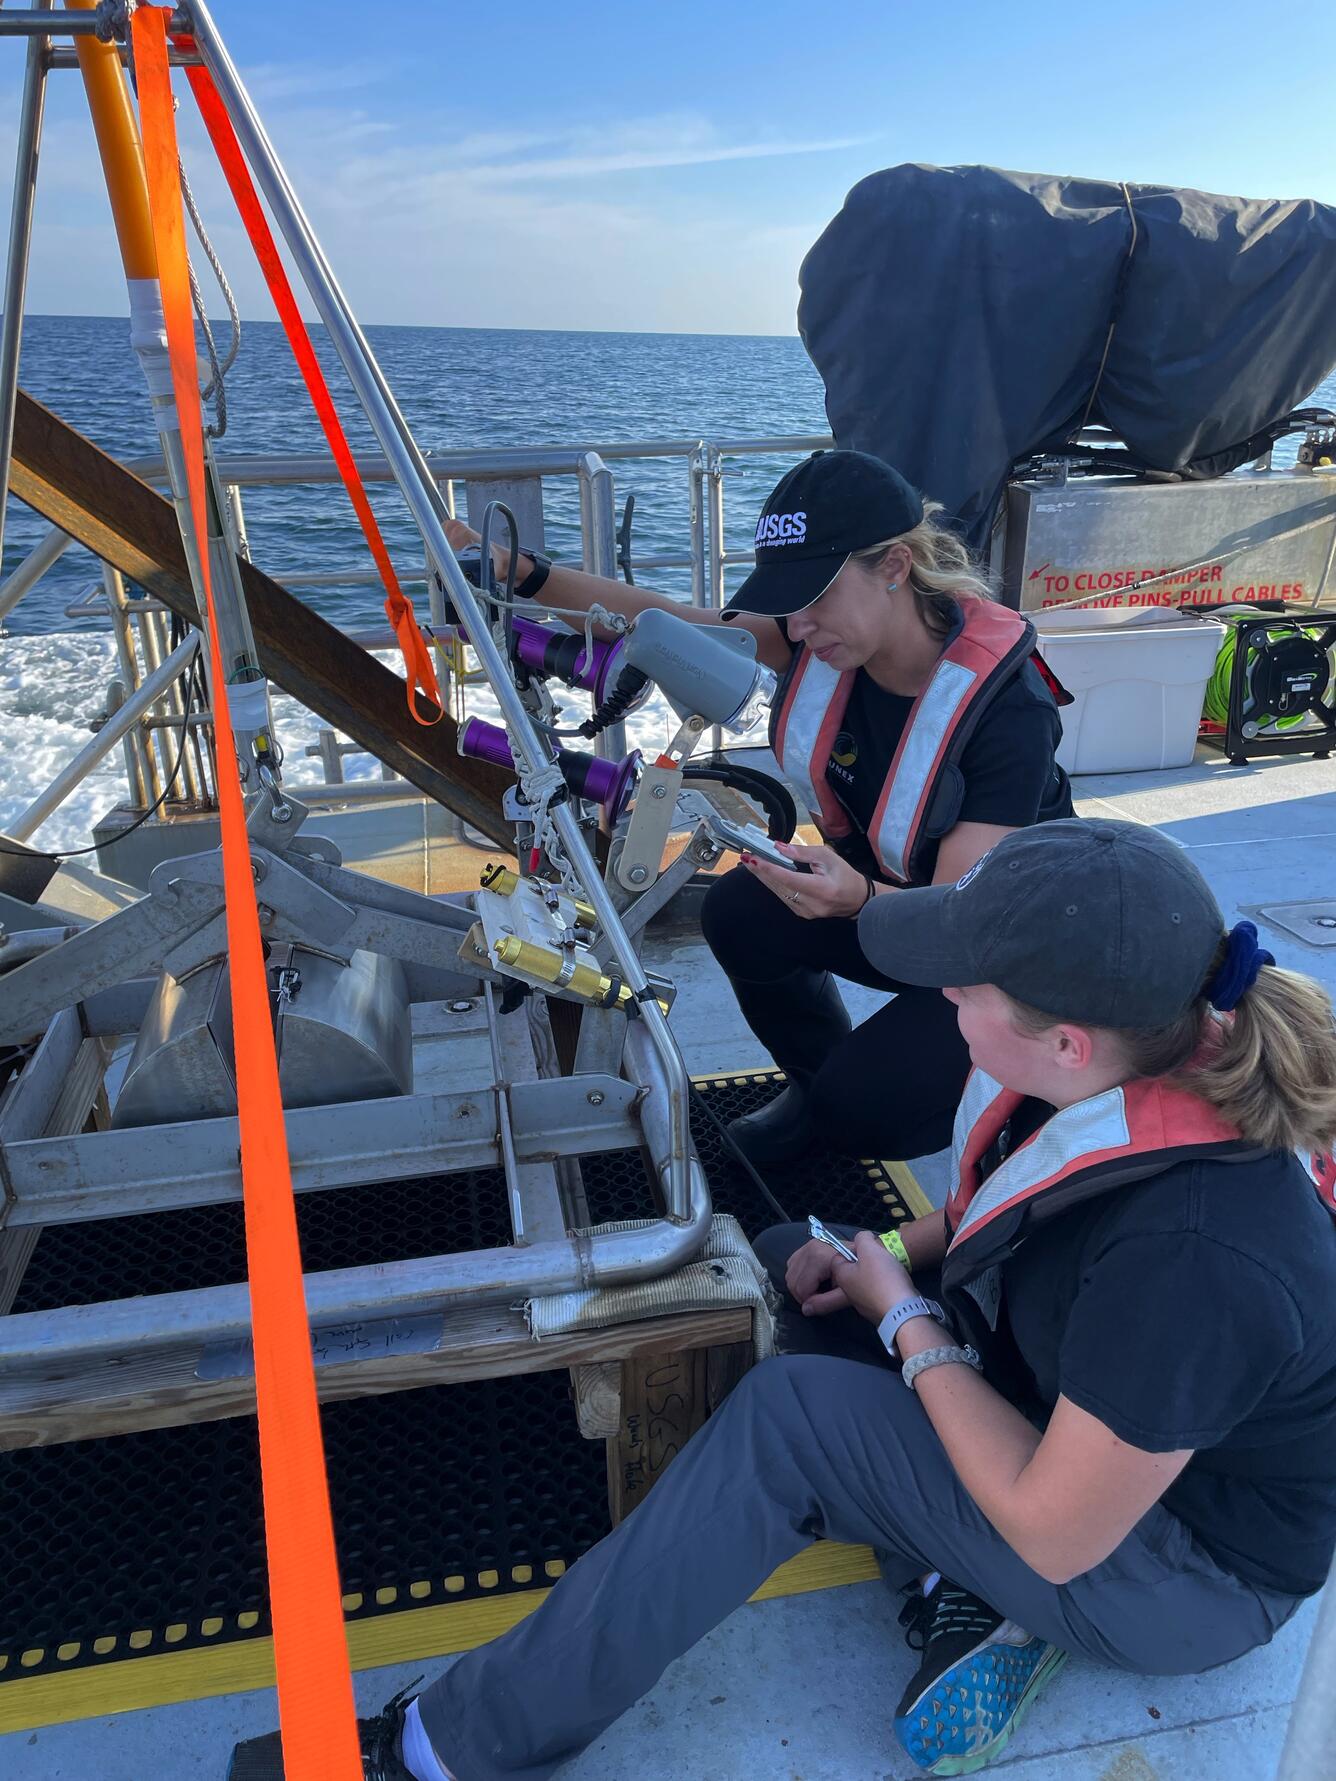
left=894, top=1580, right=1067, bottom=1774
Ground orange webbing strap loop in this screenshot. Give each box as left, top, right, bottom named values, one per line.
left=177, top=45, right=442, bottom=728
left=130, top=13, right=363, bottom=1777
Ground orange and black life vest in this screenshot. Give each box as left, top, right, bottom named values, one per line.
left=770, top=601, right=1059, bottom=886
left=940, top=1066, right=1285, bottom=1323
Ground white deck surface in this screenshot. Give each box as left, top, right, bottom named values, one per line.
left=4, top=747, right=1333, bottom=1779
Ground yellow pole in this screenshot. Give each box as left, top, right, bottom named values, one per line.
left=67, top=0, right=157, bottom=281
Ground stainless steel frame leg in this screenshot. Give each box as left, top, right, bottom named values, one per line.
left=0, top=0, right=52, bottom=577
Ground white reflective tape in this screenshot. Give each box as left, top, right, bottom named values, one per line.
left=874, top=659, right=976, bottom=881
left=777, top=654, right=843, bottom=821
left=953, top=1086, right=1131, bottom=1241
left=226, top=677, right=271, bottom=733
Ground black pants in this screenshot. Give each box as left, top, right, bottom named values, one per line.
left=700, top=864, right=971, bottom=1158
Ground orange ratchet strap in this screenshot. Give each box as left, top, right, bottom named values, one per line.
left=178, top=40, right=442, bottom=726
left=131, top=12, right=362, bottom=1777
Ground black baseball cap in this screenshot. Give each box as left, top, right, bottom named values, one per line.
left=857, top=819, right=1225, bottom=1029
left=722, top=449, right=925, bottom=622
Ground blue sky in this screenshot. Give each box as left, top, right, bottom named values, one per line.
left=3, top=0, right=1334, bottom=334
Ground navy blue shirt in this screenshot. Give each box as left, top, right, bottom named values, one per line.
left=998, top=1140, right=1336, bottom=1596
left=826, top=659, right=1072, bottom=882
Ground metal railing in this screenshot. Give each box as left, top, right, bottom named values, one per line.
left=2, top=430, right=832, bottom=840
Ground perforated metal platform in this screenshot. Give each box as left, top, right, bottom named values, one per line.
left=0, top=1072, right=918, bottom=1685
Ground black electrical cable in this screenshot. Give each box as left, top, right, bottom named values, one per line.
left=687, top=1079, right=791, bottom=1224
left=0, top=653, right=205, bottom=862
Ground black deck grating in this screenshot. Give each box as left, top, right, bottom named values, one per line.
left=1, top=1073, right=914, bottom=1680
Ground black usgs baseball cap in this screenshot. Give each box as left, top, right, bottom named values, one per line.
left=857, top=819, right=1226, bottom=1029
left=722, top=449, right=924, bottom=622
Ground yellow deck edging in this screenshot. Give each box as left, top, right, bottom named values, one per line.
left=0, top=1543, right=880, bottom=1733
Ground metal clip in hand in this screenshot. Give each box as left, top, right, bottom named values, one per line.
left=807, top=1215, right=858, bottom=1263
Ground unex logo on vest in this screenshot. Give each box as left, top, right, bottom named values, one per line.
left=755, top=511, right=807, bottom=547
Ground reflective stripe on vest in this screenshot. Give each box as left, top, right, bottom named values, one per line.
left=771, top=648, right=853, bottom=840
left=771, top=601, right=1034, bottom=884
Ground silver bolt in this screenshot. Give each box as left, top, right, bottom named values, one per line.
left=628, top=865, right=649, bottom=885
left=651, top=784, right=667, bottom=800
left=270, top=803, right=292, bottom=824
left=449, top=999, right=475, bottom=1012
left=587, top=1090, right=605, bottom=1106
left=256, top=903, right=275, bottom=927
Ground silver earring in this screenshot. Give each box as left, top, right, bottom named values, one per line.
left=887, top=581, right=898, bottom=591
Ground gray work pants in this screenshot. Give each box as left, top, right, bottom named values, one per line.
left=418, top=1224, right=1300, bottom=1781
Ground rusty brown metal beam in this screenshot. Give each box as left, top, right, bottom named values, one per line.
left=9, top=388, right=514, bottom=844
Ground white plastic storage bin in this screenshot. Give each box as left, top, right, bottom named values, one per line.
left=1035, top=608, right=1226, bottom=775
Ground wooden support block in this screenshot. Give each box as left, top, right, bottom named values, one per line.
left=570, top=1361, right=621, bottom=1439
left=0, top=1304, right=754, bottom=1450
left=606, top=1349, right=709, bottom=1524
left=706, top=1339, right=753, bottom=1413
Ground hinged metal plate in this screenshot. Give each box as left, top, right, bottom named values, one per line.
left=1251, top=900, right=1336, bottom=947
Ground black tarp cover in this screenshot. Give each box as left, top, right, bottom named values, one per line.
left=797, top=164, right=1336, bottom=546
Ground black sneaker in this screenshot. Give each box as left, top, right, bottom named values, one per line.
left=893, top=1581, right=1066, bottom=1774
left=227, top=1681, right=419, bottom=1779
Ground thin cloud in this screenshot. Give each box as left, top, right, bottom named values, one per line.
left=473, top=131, right=877, bottom=183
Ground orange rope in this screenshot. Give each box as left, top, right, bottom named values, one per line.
left=130, top=12, right=362, bottom=1776
left=178, top=42, right=443, bottom=725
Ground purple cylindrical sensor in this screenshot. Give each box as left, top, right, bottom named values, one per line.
left=460, top=718, right=640, bottom=819
left=508, top=615, right=626, bottom=705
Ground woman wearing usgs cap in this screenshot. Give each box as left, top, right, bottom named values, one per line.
left=231, top=820, right=1336, bottom=1780
left=709, top=448, right=1073, bottom=1166
left=448, top=446, right=1074, bottom=1168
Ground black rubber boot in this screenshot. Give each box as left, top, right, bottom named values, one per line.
left=726, top=1081, right=817, bottom=1169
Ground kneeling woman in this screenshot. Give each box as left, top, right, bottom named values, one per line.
left=441, top=448, right=1073, bottom=1167
left=231, top=820, right=1336, bottom=1779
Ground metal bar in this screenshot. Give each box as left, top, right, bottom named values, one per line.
left=0, top=524, right=70, bottom=626
left=0, top=8, right=184, bottom=31
left=103, top=561, right=160, bottom=805
left=1275, top=1559, right=1336, bottom=1779
left=0, top=1200, right=711, bottom=1366
left=148, top=606, right=203, bottom=802
left=1, top=1076, right=638, bottom=1225
left=8, top=633, right=198, bottom=841
left=189, top=0, right=697, bottom=1219
left=486, top=983, right=569, bottom=1246
left=100, top=675, right=146, bottom=809
left=688, top=445, right=707, bottom=608
left=45, top=42, right=203, bottom=66
left=0, top=0, right=51, bottom=580
left=123, top=435, right=836, bottom=485
left=579, top=450, right=626, bottom=757
left=706, top=445, right=727, bottom=752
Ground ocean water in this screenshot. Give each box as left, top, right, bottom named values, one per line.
left=0, top=316, right=828, bottom=849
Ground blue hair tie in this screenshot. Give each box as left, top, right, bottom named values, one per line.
left=1207, top=921, right=1274, bottom=1013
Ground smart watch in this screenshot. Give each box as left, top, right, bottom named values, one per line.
left=514, top=550, right=553, bottom=599
left=876, top=1295, right=949, bottom=1357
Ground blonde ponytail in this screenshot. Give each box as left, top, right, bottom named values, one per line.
left=1180, top=964, right=1336, bottom=1154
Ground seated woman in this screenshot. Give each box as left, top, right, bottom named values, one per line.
left=231, top=819, right=1336, bottom=1780
left=448, top=448, right=1073, bottom=1166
